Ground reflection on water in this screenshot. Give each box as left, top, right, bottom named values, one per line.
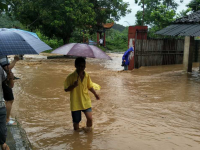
left=11, top=54, right=200, bottom=150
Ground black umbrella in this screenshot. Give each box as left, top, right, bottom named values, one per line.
left=0, top=28, right=52, bottom=56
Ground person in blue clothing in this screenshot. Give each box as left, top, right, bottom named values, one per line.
left=122, top=47, right=134, bottom=70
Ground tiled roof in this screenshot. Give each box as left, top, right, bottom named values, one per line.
left=102, top=22, right=114, bottom=29
left=174, top=10, right=200, bottom=23
left=156, top=24, right=200, bottom=36
left=156, top=11, right=200, bottom=36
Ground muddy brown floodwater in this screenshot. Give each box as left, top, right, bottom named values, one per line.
left=11, top=53, right=200, bottom=150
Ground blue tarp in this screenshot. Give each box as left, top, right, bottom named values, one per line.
left=89, top=40, right=97, bottom=45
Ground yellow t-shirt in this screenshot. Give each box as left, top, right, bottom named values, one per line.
left=64, top=71, right=93, bottom=111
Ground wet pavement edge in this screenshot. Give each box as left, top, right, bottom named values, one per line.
left=6, top=120, right=32, bottom=150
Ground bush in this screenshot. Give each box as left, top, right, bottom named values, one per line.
left=36, top=31, right=63, bottom=53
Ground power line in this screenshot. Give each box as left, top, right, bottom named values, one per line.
left=124, top=21, right=130, bottom=26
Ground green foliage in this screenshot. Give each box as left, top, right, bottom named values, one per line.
left=38, top=27, right=128, bottom=53
left=112, top=23, right=125, bottom=32
left=134, top=0, right=184, bottom=38
left=187, top=0, right=200, bottom=12
left=7, top=0, right=131, bottom=45
left=150, top=5, right=176, bottom=28
left=106, top=27, right=128, bottom=51
left=3, top=0, right=131, bottom=52
left=89, top=0, right=131, bottom=23
left=69, top=28, right=84, bottom=43
left=96, top=45, right=107, bottom=52
left=8, top=0, right=96, bottom=44
left=135, top=0, right=179, bottom=26
left=0, top=0, right=7, bottom=12
left=0, top=14, right=22, bottom=28
left=148, top=5, right=176, bottom=38
left=88, top=27, right=128, bottom=52
left=79, top=0, right=131, bottom=35
left=176, top=8, right=192, bottom=18
left=35, top=30, right=63, bottom=51
left=135, top=0, right=180, bottom=8
left=106, top=19, right=114, bottom=23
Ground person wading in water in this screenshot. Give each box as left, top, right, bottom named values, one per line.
left=64, top=57, right=100, bottom=131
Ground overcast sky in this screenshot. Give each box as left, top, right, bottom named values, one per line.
left=116, top=0, right=189, bottom=26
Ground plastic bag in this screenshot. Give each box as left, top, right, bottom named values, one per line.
left=121, top=61, right=125, bottom=66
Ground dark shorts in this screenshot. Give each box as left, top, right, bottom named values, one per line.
left=71, top=108, right=92, bottom=123
left=2, top=82, right=14, bottom=101
left=0, top=107, right=7, bottom=145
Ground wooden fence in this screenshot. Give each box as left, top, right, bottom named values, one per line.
left=135, top=39, right=184, bottom=68
left=134, top=39, right=200, bottom=68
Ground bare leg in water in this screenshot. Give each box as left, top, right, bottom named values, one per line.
left=5, top=100, right=13, bottom=123
left=83, top=111, right=93, bottom=132
left=1, top=143, right=10, bottom=150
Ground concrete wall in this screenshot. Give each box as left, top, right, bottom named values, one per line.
left=184, top=37, right=190, bottom=71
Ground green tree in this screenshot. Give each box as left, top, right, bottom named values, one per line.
left=148, top=5, right=176, bottom=38
left=8, top=0, right=131, bottom=44
left=87, top=0, right=131, bottom=35
left=0, top=14, right=22, bottom=28
left=89, top=0, right=131, bottom=22
left=113, top=23, right=126, bottom=32
left=8, top=0, right=96, bottom=44
left=187, top=0, right=200, bottom=12
left=134, top=0, right=179, bottom=26
left=105, top=27, right=128, bottom=51
left=151, top=5, right=176, bottom=28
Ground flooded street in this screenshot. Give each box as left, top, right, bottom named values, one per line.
left=11, top=54, right=200, bottom=150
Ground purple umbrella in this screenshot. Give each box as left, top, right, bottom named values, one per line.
left=51, top=43, right=111, bottom=60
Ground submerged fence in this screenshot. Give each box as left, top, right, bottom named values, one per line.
left=135, top=39, right=200, bottom=68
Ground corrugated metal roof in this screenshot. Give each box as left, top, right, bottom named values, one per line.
left=156, top=24, right=200, bottom=36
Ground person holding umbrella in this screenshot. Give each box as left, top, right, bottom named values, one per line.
left=0, top=28, right=51, bottom=125
left=0, top=55, right=19, bottom=125
left=0, top=65, right=14, bottom=150
left=64, top=57, right=100, bottom=131
left=51, top=42, right=110, bottom=131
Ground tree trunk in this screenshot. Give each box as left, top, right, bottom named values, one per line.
left=63, top=37, right=70, bottom=44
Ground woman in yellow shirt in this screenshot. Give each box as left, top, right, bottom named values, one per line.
left=64, top=57, right=100, bottom=131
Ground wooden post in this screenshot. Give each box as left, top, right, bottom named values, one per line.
left=188, top=37, right=194, bottom=72
left=83, top=33, right=85, bottom=43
